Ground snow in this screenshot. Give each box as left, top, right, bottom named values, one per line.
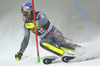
left=1, top=40, right=100, bottom=66
left=0, top=0, right=100, bottom=66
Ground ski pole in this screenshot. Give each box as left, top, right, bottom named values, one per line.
left=31, top=0, right=40, bottom=63
left=45, top=30, right=71, bottom=41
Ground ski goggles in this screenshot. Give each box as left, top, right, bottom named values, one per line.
left=22, top=11, right=30, bottom=16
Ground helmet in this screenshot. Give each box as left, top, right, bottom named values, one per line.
left=21, top=2, right=32, bottom=16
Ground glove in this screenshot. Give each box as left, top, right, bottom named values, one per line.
left=15, top=49, right=24, bottom=61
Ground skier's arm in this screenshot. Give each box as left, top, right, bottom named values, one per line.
left=37, top=12, right=48, bottom=26
left=20, top=25, right=30, bottom=50
left=15, top=25, right=30, bottom=61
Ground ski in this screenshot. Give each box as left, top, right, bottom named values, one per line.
left=43, top=55, right=75, bottom=64
left=42, top=51, right=76, bottom=64
left=62, top=56, right=75, bottom=62
left=43, top=56, right=58, bottom=64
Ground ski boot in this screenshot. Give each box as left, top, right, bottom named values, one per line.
left=60, top=42, right=85, bottom=62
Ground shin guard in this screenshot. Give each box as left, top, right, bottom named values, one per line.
left=40, top=42, right=64, bottom=56
left=60, top=42, right=76, bottom=52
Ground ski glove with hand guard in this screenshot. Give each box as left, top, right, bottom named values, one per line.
left=15, top=49, right=24, bottom=61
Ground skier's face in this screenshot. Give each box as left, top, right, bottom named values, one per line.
left=24, top=13, right=31, bottom=20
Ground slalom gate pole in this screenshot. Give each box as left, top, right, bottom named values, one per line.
left=31, top=0, right=40, bottom=63
left=75, top=0, right=95, bottom=38
left=45, top=30, right=71, bottom=41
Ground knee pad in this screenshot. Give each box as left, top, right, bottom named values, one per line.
left=40, top=42, right=64, bottom=56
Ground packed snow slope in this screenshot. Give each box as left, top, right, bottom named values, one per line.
left=0, top=0, right=100, bottom=66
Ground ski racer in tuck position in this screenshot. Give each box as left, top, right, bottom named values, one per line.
left=15, top=2, right=85, bottom=61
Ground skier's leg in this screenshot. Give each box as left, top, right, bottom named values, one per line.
left=60, top=42, right=80, bottom=52
left=60, top=42, right=85, bottom=56
left=51, top=27, right=76, bottom=52
left=40, top=39, right=64, bottom=56
left=40, top=38, right=85, bottom=56
left=52, top=27, right=85, bottom=56
left=52, top=28, right=65, bottom=47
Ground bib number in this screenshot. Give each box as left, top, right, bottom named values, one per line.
left=38, top=28, right=45, bottom=34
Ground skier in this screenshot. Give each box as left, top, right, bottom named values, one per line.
left=15, top=2, right=84, bottom=61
